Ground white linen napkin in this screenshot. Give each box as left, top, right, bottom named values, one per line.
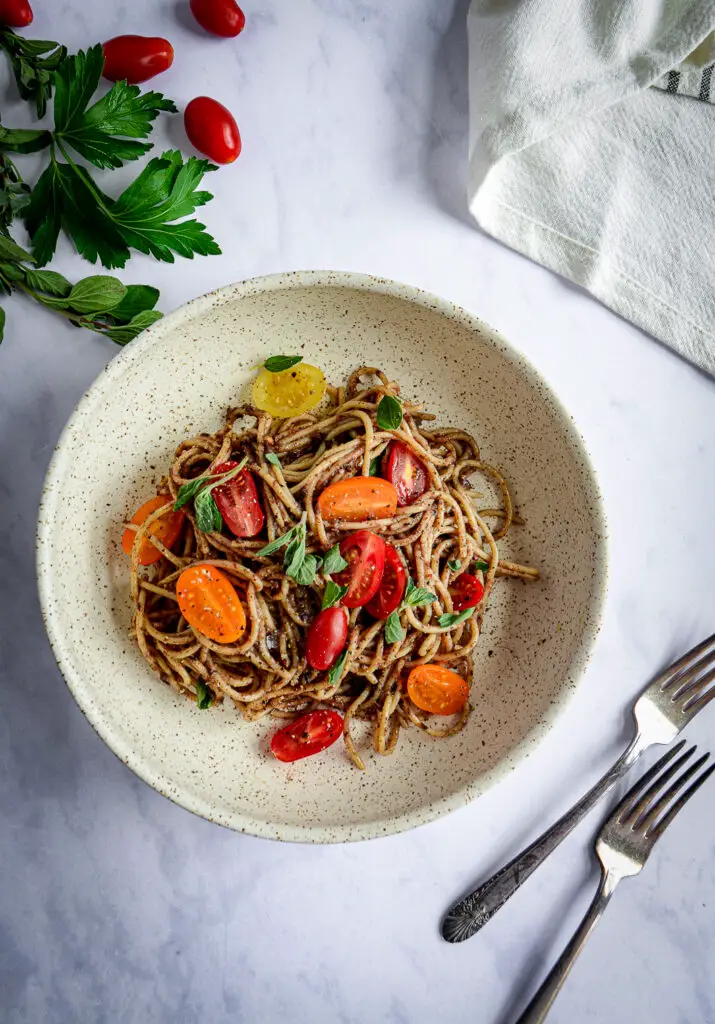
left=467, top=2, right=715, bottom=375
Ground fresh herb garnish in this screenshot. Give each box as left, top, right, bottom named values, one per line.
left=322, top=580, right=348, bottom=610
left=437, top=608, right=476, bottom=629
left=327, top=648, right=348, bottom=685
left=195, top=679, right=213, bottom=709
left=265, top=452, right=281, bottom=467
left=384, top=610, right=405, bottom=645
left=264, top=355, right=303, bottom=373
left=447, top=559, right=461, bottom=572
left=382, top=576, right=435, bottom=644
left=173, top=458, right=247, bottom=532
left=256, top=513, right=320, bottom=585
left=376, top=394, right=403, bottom=430
left=403, top=576, right=437, bottom=608
left=368, top=455, right=381, bottom=476
left=322, top=543, right=348, bottom=575
left=473, top=560, right=490, bottom=572
left=194, top=488, right=223, bottom=533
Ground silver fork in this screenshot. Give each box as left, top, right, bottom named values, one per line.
left=514, top=741, right=715, bottom=1023
left=442, top=632, right=715, bottom=943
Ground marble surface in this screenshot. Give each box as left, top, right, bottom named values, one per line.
left=2, top=2, right=714, bottom=1022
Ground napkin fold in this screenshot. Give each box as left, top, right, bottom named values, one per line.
left=467, top=1, right=715, bottom=374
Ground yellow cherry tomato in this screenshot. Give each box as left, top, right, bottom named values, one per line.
left=252, top=362, right=326, bottom=417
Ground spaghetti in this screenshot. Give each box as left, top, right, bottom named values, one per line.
left=126, top=366, right=539, bottom=768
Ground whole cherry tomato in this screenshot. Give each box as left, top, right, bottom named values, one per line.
left=211, top=460, right=265, bottom=537
left=184, top=96, right=241, bottom=164
left=333, top=530, right=386, bottom=608
left=449, top=572, right=485, bottom=612
left=383, top=440, right=428, bottom=507
left=305, top=606, right=348, bottom=671
left=122, top=495, right=184, bottom=566
left=407, top=665, right=470, bottom=716
left=270, top=710, right=343, bottom=763
left=318, top=477, right=398, bottom=523
left=176, top=564, right=246, bottom=643
left=102, top=35, right=174, bottom=84
left=365, top=543, right=406, bottom=619
left=190, top=0, right=245, bottom=37
left=0, top=0, right=32, bottom=26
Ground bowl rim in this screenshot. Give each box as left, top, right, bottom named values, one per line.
left=36, top=269, right=609, bottom=844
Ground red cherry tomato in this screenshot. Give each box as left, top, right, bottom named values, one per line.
left=384, top=441, right=429, bottom=507
left=184, top=96, right=241, bottom=164
left=365, top=543, right=406, bottom=619
left=270, top=709, right=343, bottom=763
left=102, top=36, right=174, bottom=84
left=305, top=606, right=348, bottom=671
left=190, top=0, right=245, bottom=37
left=407, top=665, right=469, bottom=715
left=122, top=495, right=185, bottom=566
left=211, top=460, right=265, bottom=538
left=333, top=530, right=386, bottom=608
left=449, top=573, right=485, bottom=612
left=0, top=0, right=32, bottom=26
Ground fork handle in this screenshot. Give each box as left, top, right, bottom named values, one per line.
left=514, top=870, right=618, bottom=1023
left=441, top=736, right=645, bottom=942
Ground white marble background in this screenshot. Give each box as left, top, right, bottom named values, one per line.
left=2, top=2, right=715, bottom=1022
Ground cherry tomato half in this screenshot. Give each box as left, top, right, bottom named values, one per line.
left=305, top=606, right=348, bottom=671
left=211, top=460, right=265, bottom=538
left=365, top=543, right=406, bottom=619
left=190, top=0, right=246, bottom=37
left=333, top=530, right=386, bottom=608
left=122, top=495, right=184, bottom=566
left=176, top=564, right=246, bottom=643
left=184, top=96, right=241, bottom=164
left=318, top=477, right=398, bottom=523
left=270, top=709, right=343, bottom=763
left=252, top=363, right=326, bottom=417
left=0, top=0, right=32, bottom=27
left=384, top=440, right=428, bottom=507
left=102, top=35, right=174, bottom=84
left=449, top=572, right=485, bottom=612
left=407, top=665, right=470, bottom=716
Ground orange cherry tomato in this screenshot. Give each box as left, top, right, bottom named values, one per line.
left=317, top=477, right=398, bottom=523
left=176, top=564, right=246, bottom=643
left=122, top=496, right=184, bottom=566
left=406, top=665, right=470, bottom=716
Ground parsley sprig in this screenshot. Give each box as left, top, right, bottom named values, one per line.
left=0, top=38, right=221, bottom=344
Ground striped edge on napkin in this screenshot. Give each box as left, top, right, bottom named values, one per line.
left=467, top=2, right=715, bottom=375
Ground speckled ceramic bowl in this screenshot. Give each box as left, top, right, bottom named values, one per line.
left=37, top=271, right=607, bottom=843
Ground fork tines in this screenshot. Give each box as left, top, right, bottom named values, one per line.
left=659, top=632, right=715, bottom=711
left=616, top=741, right=715, bottom=841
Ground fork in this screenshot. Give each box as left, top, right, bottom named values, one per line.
left=514, top=741, right=715, bottom=1023
left=442, top=632, right=715, bottom=943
